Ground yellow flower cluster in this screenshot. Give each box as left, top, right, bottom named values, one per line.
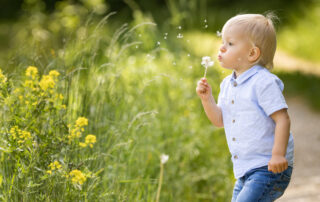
left=46, top=160, right=62, bottom=174
left=39, top=75, right=55, bottom=91
left=69, top=169, right=86, bottom=185
left=79, top=134, right=96, bottom=148
left=68, top=117, right=88, bottom=143
left=26, top=66, right=38, bottom=79
left=9, top=126, right=32, bottom=144
left=75, top=117, right=88, bottom=127
left=0, top=69, right=7, bottom=85
left=38, top=70, right=60, bottom=92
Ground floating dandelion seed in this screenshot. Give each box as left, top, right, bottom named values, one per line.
left=164, top=36, right=167, bottom=39
left=204, top=19, right=207, bottom=23
left=173, top=62, right=176, bottom=66
left=204, top=25, right=208, bottom=29
left=157, top=41, right=161, bottom=45
left=187, top=39, right=190, bottom=43
left=177, top=33, right=183, bottom=39
left=201, top=56, right=214, bottom=78
left=189, top=65, right=193, bottom=69
left=136, top=45, right=139, bottom=49
left=187, top=54, right=190, bottom=57
left=138, top=34, right=142, bottom=37
left=164, top=33, right=168, bottom=36
left=216, top=31, right=222, bottom=37
left=178, top=26, right=182, bottom=29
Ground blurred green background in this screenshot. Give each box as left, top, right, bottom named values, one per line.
left=0, top=0, right=319, bottom=201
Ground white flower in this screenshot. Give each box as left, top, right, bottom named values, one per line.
left=160, top=154, right=169, bottom=164
left=201, top=56, right=214, bottom=68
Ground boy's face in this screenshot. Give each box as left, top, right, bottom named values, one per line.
left=218, top=25, right=253, bottom=70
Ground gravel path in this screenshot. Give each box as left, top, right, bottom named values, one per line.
left=277, top=97, right=320, bottom=202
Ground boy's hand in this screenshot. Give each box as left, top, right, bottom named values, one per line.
left=268, top=155, right=288, bottom=173
left=196, top=78, right=212, bottom=101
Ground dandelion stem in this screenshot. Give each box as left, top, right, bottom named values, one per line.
left=156, top=163, right=164, bottom=202
left=203, top=66, right=208, bottom=78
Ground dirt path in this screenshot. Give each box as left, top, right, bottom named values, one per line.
left=277, top=97, right=320, bottom=202
left=274, top=50, right=320, bottom=76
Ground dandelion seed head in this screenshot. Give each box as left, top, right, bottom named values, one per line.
left=201, top=56, right=214, bottom=68
left=160, top=154, right=169, bottom=164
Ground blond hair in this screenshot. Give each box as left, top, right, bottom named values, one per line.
left=222, top=13, right=278, bottom=70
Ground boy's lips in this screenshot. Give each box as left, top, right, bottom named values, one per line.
left=218, top=55, right=222, bottom=61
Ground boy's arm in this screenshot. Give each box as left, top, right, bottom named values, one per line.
left=201, top=96, right=224, bottom=128
left=268, top=108, right=291, bottom=173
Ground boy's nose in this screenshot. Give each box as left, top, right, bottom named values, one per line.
left=220, top=45, right=226, bottom=52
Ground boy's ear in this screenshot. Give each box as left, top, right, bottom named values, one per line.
left=248, top=46, right=260, bottom=62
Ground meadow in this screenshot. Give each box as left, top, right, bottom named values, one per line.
left=0, top=4, right=233, bottom=201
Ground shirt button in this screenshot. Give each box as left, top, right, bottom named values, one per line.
left=232, top=137, right=236, bottom=141
left=231, top=100, right=234, bottom=104
left=232, top=119, right=235, bottom=123
left=234, top=155, right=238, bottom=159
left=233, top=82, right=237, bottom=87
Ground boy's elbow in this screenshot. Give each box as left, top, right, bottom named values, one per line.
left=213, top=120, right=224, bottom=128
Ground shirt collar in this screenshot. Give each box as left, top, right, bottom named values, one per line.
left=230, top=65, right=263, bottom=85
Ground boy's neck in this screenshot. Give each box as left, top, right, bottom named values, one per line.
left=234, top=64, right=255, bottom=78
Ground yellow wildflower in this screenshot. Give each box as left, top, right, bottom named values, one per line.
left=85, top=134, right=96, bottom=148
left=49, top=70, right=60, bottom=79
left=48, top=160, right=62, bottom=170
left=0, top=69, right=7, bottom=84
left=79, top=142, right=87, bottom=147
left=24, top=80, right=34, bottom=88
left=10, top=127, right=31, bottom=143
left=69, top=170, right=86, bottom=185
left=75, top=117, right=88, bottom=127
left=39, top=75, right=55, bottom=91
left=26, top=66, right=38, bottom=79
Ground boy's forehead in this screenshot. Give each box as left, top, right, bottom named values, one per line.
left=222, top=26, right=246, bottom=39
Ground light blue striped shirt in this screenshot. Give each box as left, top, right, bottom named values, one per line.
left=217, top=65, right=294, bottom=179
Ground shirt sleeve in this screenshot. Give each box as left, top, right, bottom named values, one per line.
left=256, top=76, right=288, bottom=116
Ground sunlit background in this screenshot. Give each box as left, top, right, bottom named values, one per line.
left=0, top=0, right=319, bottom=201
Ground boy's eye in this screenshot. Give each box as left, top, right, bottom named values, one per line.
left=228, top=42, right=233, bottom=46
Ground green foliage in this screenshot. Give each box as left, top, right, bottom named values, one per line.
left=278, top=2, right=320, bottom=63
left=0, top=2, right=233, bottom=201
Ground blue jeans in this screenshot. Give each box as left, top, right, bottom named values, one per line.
left=231, top=166, right=293, bottom=202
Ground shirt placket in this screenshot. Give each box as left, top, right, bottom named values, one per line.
left=230, top=79, right=239, bottom=161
